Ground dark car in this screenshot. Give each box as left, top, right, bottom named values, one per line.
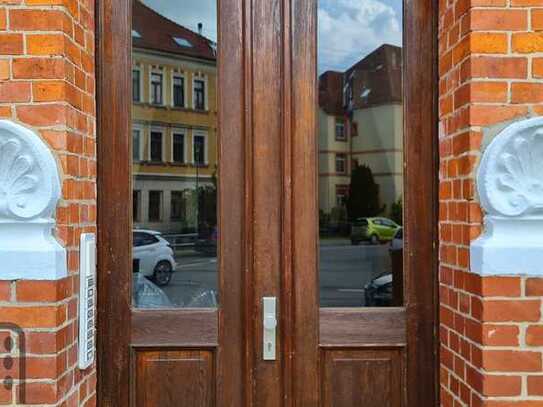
left=194, top=227, right=218, bottom=256
left=363, top=227, right=404, bottom=307
left=364, top=273, right=393, bottom=306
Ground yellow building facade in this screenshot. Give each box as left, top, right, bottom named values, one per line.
left=131, top=2, right=218, bottom=233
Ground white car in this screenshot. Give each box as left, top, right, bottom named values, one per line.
left=133, top=230, right=176, bottom=286
left=390, top=227, right=403, bottom=251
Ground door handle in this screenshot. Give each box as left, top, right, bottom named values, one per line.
left=263, top=297, right=277, bottom=361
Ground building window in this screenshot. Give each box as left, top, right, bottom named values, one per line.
left=335, top=185, right=348, bottom=207
left=194, top=79, right=205, bottom=110
left=335, top=119, right=346, bottom=141
left=151, top=72, right=163, bottom=105
left=132, top=129, right=141, bottom=161
left=171, top=191, right=186, bottom=221
left=173, top=76, right=185, bottom=107
left=132, top=69, right=141, bottom=102
left=148, top=191, right=162, bottom=222
left=335, top=154, right=347, bottom=174
left=172, top=133, right=185, bottom=163
left=193, top=134, right=206, bottom=165
left=351, top=121, right=358, bottom=137
left=150, top=131, right=163, bottom=162
left=133, top=190, right=141, bottom=222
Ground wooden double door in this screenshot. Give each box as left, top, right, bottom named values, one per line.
left=96, top=0, right=438, bottom=406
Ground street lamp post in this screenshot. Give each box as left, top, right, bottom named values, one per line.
left=195, top=143, right=200, bottom=236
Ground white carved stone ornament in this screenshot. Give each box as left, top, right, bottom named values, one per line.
left=0, top=120, right=66, bottom=280
left=471, top=117, right=543, bottom=276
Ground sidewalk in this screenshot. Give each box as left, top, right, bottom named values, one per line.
left=319, top=237, right=351, bottom=247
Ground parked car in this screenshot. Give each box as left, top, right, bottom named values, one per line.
left=194, top=226, right=218, bottom=256
left=364, top=273, right=393, bottom=306
left=350, top=217, right=400, bottom=245
left=390, top=227, right=403, bottom=251
left=132, top=272, right=174, bottom=308
left=389, top=227, right=404, bottom=306
left=133, top=230, right=176, bottom=286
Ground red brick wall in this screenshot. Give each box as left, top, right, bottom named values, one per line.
left=0, top=0, right=96, bottom=405
left=439, top=0, right=543, bottom=405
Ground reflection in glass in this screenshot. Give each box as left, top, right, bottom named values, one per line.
left=131, top=0, right=218, bottom=308
left=318, top=0, right=404, bottom=307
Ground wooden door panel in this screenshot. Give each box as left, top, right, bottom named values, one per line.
left=250, top=0, right=285, bottom=403
left=320, top=309, right=406, bottom=346
left=97, top=0, right=437, bottom=404
left=289, top=0, right=320, bottom=404
left=322, top=349, right=403, bottom=407
left=312, top=0, right=438, bottom=402
left=97, top=0, right=246, bottom=404
left=131, top=310, right=218, bottom=347
left=136, top=350, right=215, bottom=407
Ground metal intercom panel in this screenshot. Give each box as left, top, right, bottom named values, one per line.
left=78, top=233, right=96, bottom=370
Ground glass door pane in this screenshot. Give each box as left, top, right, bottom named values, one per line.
left=131, top=0, right=218, bottom=308
left=318, top=0, right=404, bottom=307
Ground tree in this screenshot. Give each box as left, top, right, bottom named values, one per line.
left=198, top=185, right=217, bottom=233
left=346, top=164, right=384, bottom=220
left=197, top=165, right=218, bottom=236
left=389, top=197, right=403, bottom=225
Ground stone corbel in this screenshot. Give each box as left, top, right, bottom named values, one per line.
left=0, top=120, right=66, bottom=280
left=471, top=117, right=543, bottom=276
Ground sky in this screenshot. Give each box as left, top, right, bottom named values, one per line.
left=318, top=0, right=402, bottom=73
left=141, top=0, right=402, bottom=73
left=141, top=0, right=218, bottom=42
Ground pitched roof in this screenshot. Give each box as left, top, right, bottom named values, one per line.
left=132, top=1, right=216, bottom=62
left=318, top=71, right=344, bottom=116
left=344, top=44, right=402, bottom=109
left=318, top=44, right=403, bottom=115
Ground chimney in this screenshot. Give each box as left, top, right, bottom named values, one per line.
left=198, top=23, right=203, bottom=35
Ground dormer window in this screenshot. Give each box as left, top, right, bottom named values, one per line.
left=173, top=37, right=193, bottom=48
left=210, top=41, right=218, bottom=56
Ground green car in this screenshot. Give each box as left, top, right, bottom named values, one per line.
left=350, top=217, right=400, bottom=245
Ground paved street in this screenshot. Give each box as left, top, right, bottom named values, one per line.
left=319, top=239, right=391, bottom=307
left=161, top=253, right=219, bottom=307
left=157, top=239, right=393, bottom=307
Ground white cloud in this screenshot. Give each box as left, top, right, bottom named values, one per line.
left=140, top=0, right=400, bottom=72
left=318, top=0, right=402, bottom=73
